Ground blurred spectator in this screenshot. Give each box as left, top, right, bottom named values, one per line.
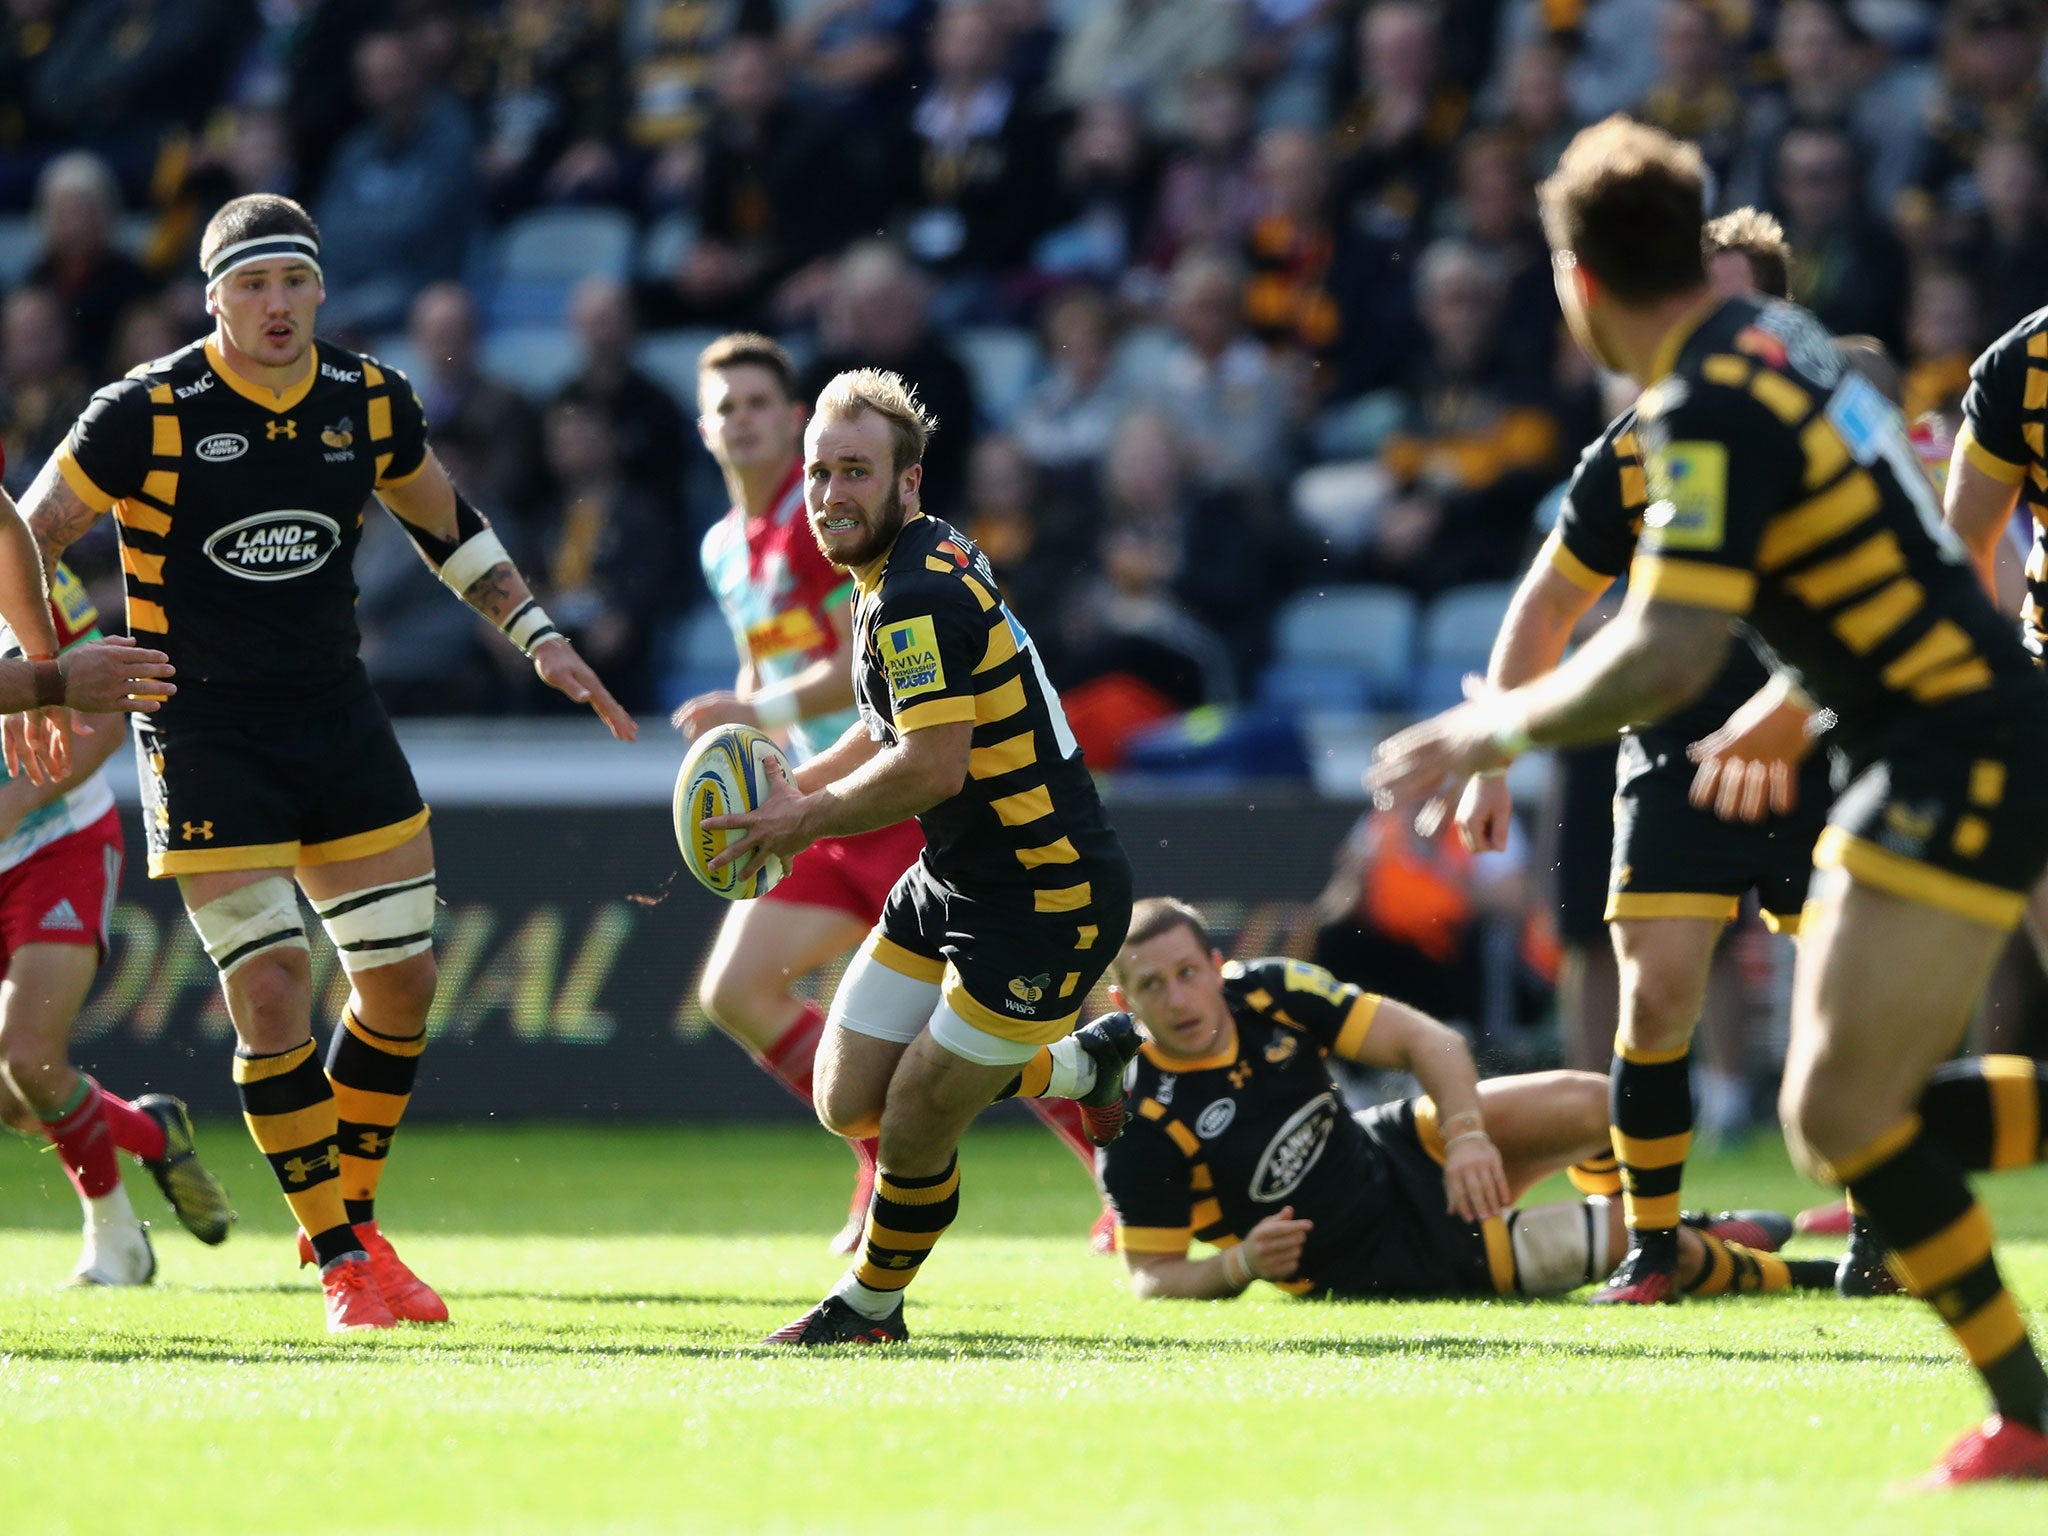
left=1145, top=70, right=1260, bottom=273
left=783, top=0, right=934, bottom=120
left=26, top=151, right=157, bottom=381
left=624, top=0, right=777, bottom=209
left=1774, top=122, right=1909, bottom=353
left=1899, top=0, right=2048, bottom=251
left=28, top=0, right=247, bottom=192
left=1031, top=94, right=1157, bottom=297
left=960, top=434, right=1087, bottom=673
left=1355, top=239, right=1561, bottom=594
left=314, top=27, right=479, bottom=334
left=1242, top=127, right=1342, bottom=375
left=1051, top=0, right=1240, bottom=138
left=1488, top=36, right=1576, bottom=178
left=0, top=287, right=89, bottom=497
left=106, top=297, right=187, bottom=377
left=1015, top=285, right=1131, bottom=473
left=1484, top=0, right=1663, bottom=125
left=1632, top=1, right=1745, bottom=193
left=357, top=500, right=502, bottom=718
left=556, top=275, right=689, bottom=513
left=1241, top=0, right=1347, bottom=128
left=1901, top=266, right=1983, bottom=423
left=0, top=2, right=66, bottom=197
left=1077, top=407, right=1292, bottom=681
left=640, top=34, right=865, bottom=329
left=890, top=1, right=1060, bottom=298
left=1143, top=247, right=1292, bottom=493
left=1960, top=135, right=2048, bottom=335
left=1330, top=0, right=1468, bottom=255
left=527, top=395, right=671, bottom=712
left=990, top=0, right=1060, bottom=97
left=477, top=0, right=628, bottom=212
left=407, top=282, right=544, bottom=522
left=1728, top=0, right=1927, bottom=216
left=801, top=242, right=978, bottom=514
left=1440, top=127, right=1557, bottom=380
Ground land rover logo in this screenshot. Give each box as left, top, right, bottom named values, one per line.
left=196, top=433, right=247, bottom=462
left=204, top=510, right=341, bottom=581
left=1246, top=1094, right=1337, bottom=1202
left=1194, top=1099, right=1237, bottom=1139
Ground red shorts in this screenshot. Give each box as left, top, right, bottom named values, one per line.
left=0, top=806, right=123, bottom=965
left=768, top=820, right=924, bottom=923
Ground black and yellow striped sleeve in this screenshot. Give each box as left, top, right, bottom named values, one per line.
left=1099, top=1117, right=1192, bottom=1258
left=873, top=584, right=985, bottom=734
left=363, top=359, right=429, bottom=488
left=1236, top=957, right=1380, bottom=1057
left=57, top=379, right=152, bottom=512
left=1959, top=312, right=2043, bottom=487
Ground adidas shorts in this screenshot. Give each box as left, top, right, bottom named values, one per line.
left=0, top=806, right=123, bottom=965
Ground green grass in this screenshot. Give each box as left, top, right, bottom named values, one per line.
left=3, top=1122, right=2046, bottom=1535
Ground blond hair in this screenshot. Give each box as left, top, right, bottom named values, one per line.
left=1702, top=207, right=1791, bottom=300
left=814, top=368, right=938, bottom=474
left=1539, top=115, right=1707, bottom=304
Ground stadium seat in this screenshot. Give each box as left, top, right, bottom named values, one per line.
left=1415, top=581, right=1519, bottom=711
left=637, top=328, right=722, bottom=405
left=488, top=207, right=636, bottom=326
left=1260, top=585, right=1419, bottom=711
left=637, top=212, right=698, bottom=280
left=1289, top=459, right=1390, bottom=558
left=479, top=325, right=582, bottom=401
left=659, top=605, right=742, bottom=711
left=955, top=326, right=1039, bottom=429
left=0, top=215, right=38, bottom=286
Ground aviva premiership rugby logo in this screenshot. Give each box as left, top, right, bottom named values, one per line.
left=882, top=614, right=946, bottom=704
left=1247, top=1093, right=1338, bottom=1202
left=204, top=509, right=342, bottom=581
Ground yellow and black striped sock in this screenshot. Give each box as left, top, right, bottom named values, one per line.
left=1685, top=1231, right=1796, bottom=1295
left=852, top=1157, right=960, bottom=1299
left=325, top=1007, right=426, bottom=1226
left=1920, top=1056, right=2046, bottom=1171
left=1568, top=1151, right=1622, bottom=1197
left=991, top=1049, right=1054, bottom=1101
left=1611, top=1037, right=1692, bottom=1260
left=233, top=1040, right=356, bottom=1268
left=1841, top=1116, right=2048, bottom=1429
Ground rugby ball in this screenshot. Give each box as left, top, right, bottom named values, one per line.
left=674, top=724, right=790, bottom=901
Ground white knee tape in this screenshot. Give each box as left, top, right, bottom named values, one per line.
left=189, top=877, right=307, bottom=978
left=1507, top=1199, right=1611, bottom=1297
left=313, top=873, right=437, bottom=972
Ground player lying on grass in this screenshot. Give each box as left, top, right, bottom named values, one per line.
left=1098, top=898, right=1829, bottom=1302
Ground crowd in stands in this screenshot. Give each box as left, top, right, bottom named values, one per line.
left=0, top=0, right=2041, bottom=740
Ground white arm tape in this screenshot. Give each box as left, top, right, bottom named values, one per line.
left=752, top=682, right=802, bottom=730
left=504, top=602, right=560, bottom=654
left=438, top=528, right=511, bottom=593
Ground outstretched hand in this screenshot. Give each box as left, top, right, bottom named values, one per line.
left=1369, top=699, right=1512, bottom=834
left=533, top=635, right=637, bottom=742
left=1237, top=1206, right=1314, bottom=1284
left=1687, top=689, right=1815, bottom=824
left=1443, top=1133, right=1511, bottom=1223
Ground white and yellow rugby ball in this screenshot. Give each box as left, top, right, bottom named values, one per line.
left=674, top=723, right=790, bottom=901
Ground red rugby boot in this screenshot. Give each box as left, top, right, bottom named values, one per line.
left=322, top=1256, right=398, bottom=1333
left=1090, top=1207, right=1117, bottom=1256
left=298, top=1221, right=448, bottom=1322
left=1910, top=1416, right=2048, bottom=1489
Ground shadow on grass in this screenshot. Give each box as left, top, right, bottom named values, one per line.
left=190, top=1286, right=818, bottom=1308
left=0, top=1323, right=1952, bottom=1371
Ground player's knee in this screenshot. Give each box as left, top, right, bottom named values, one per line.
left=699, top=960, right=773, bottom=1039
left=355, top=951, right=437, bottom=1029
left=1617, top=961, right=1704, bottom=1049
left=225, top=948, right=313, bottom=1048
left=1777, top=1067, right=1852, bottom=1179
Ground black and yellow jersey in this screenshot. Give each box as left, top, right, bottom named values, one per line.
left=852, top=511, right=1124, bottom=906
left=1550, top=408, right=1772, bottom=747
left=1099, top=957, right=1397, bottom=1291
left=1959, top=305, right=2048, bottom=652
left=1625, top=295, right=2046, bottom=766
left=53, top=336, right=428, bottom=721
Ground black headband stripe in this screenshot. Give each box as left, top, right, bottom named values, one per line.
left=204, top=234, right=322, bottom=285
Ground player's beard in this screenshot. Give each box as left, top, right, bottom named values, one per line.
left=812, top=482, right=908, bottom=569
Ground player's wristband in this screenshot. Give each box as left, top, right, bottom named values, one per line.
left=1222, top=1245, right=1253, bottom=1288
left=1444, top=1130, right=1493, bottom=1155
left=500, top=599, right=562, bottom=658
left=29, top=658, right=63, bottom=708
left=751, top=683, right=801, bottom=731
left=1485, top=707, right=1531, bottom=763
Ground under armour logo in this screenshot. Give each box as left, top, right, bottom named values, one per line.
left=267, top=419, right=297, bottom=440
left=282, top=1148, right=339, bottom=1184
left=181, top=820, right=214, bottom=841
left=884, top=1254, right=915, bottom=1268
left=357, top=1131, right=393, bottom=1156
left=1229, top=1061, right=1254, bottom=1089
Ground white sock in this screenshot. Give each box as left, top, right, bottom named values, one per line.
left=85, top=1182, right=137, bottom=1229
left=1043, top=1035, right=1096, bottom=1100
left=830, top=1271, right=902, bottom=1321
